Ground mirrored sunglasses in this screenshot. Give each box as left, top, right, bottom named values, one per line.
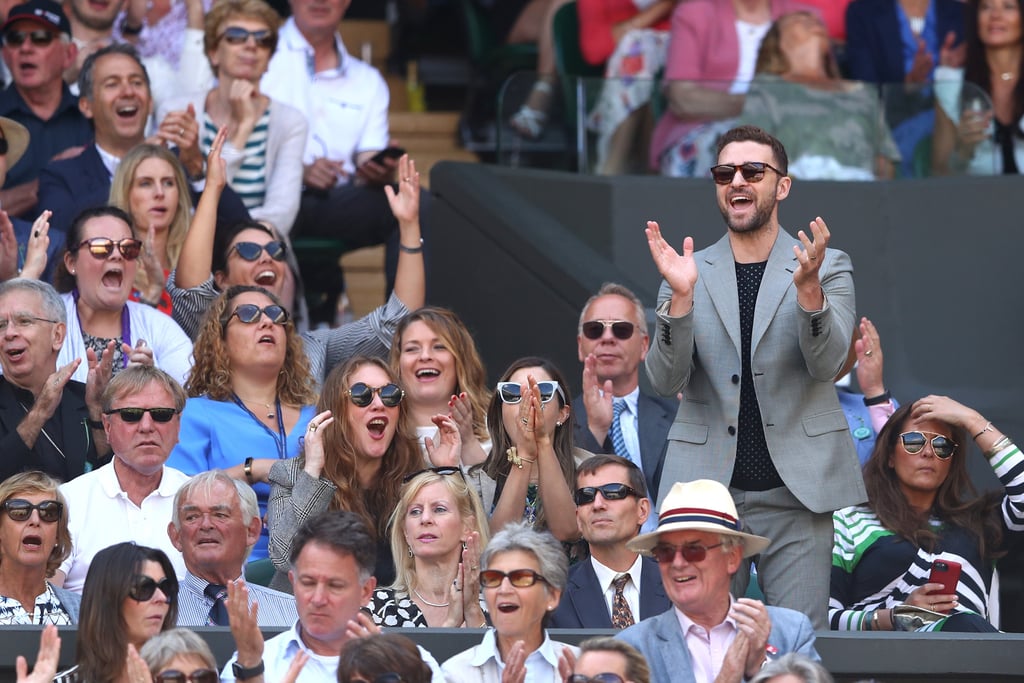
left=347, top=382, right=404, bottom=408
left=479, top=568, right=548, bottom=589
left=3, top=29, right=57, bottom=47
left=128, top=574, right=177, bottom=602
left=1, top=499, right=62, bottom=523
left=899, top=431, right=957, bottom=460
left=496, top=381, right=564, bottom=405
left=581, top=319, right=636, bottom=341
left=218, top=26, right=275, bottom=49
left=709, top=162, right=785, bottom=185
left=224, top=303, right=289, bottom=325
left=574, top=483, right=639, bottom=506
left=154, top=670, right=219, bottom=683
left=104, top=407, right=179, bottom=423
left=650, top=542, right=724, bottom=564
left=231, top=240, right=286, bottom=261
left=74, top=237, right=143, bottom=260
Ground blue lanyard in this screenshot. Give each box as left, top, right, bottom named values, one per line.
left=230, top=393, right=287, bottom=460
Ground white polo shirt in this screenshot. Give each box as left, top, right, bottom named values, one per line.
left=260, top=18, right=390, bottom=177
left=58, top=461, right=189, bottom=592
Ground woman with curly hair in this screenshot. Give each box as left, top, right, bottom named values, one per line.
left=267, top=356, right=461, bottom=590
left=390, top=306, right=491, bottom=465
left=830, top=395, right=1024, bottom=632
left=167, top=284, right=318, bottom=562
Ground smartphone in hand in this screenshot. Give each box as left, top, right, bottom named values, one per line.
left=929, top=559, right=962, bottom=598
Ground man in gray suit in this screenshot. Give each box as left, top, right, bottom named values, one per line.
left=643, top=125, right=864, bottom=629
left=617, top=479, right=819, bottom=683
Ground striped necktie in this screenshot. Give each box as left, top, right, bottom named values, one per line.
left=610, top=398, right=629, bottom=461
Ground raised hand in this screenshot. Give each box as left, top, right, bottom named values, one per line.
left=345, top=609, right=381, bottom=641
left=227, top=580, right=264, bottom=665
left=582, top=353, right=614, bottom=442
left=425, top=413, right=462, bottom=466
left=123, top=338, right=155, bottom=368
left=19, top=210, right=53, bottom=280
left=302, top=410, right=333, bottom=477
left=207, top=126, right=229, bottom=192
left=449, top=392, right=477, bottom=445
left=36, top=360, right=81, bottom=418
left=646, top=221, right=697, bottom=314
left=730, top=598, right=772, bottom=678
left=854, top=317, right=885, bottom=397
left=15, top=624, right=61, bottom=683
left=461, top=531, right=486, bottom=627
left=85, top=342, right=116, bottom=413
left=0, top=210, right=18, bottom=281
left=500, top=640, right=528, bottom=683
left=384, top=154, right=419, bottom=225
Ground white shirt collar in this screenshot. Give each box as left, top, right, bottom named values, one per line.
left=278, top=18, right=352, bottom=77
left=468, top=629, right=563, bottom=669
left=590, top=553, right=643, bottom=594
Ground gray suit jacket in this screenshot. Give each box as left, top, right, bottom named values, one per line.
left=644, top=229, right=865, bottom=513
left=550, top=556, right=670, bottom=628
left=617, top=605, right=819, bottom=683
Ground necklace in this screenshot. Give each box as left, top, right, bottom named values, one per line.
left=412, top=587, right=449, bottom=608
left=238, top=396, right=276, bottom=419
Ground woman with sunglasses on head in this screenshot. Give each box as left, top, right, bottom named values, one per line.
left=168, top=284, right=317, bottom=562
left=475, top=357, right=582, bottom=549
left=0, top=471, right=79, bottom=625
left=267, top=356, right=461, bottom=590
left=390, top=307, right=492, bottom=466
left=53, top=206, right=193, bottom=386
left=441, top=522, right=576, bottom=682
left=830, top=395, right=1024, bottom=633
left=75, top=542, right=178, bottom=683
left=370, top=468, right=490, bottom=628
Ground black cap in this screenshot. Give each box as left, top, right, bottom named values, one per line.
left=2, top=0, right=72, bottom=37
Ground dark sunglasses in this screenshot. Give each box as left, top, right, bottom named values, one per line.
left=231, top=240, right=286, bottom=261
left=73, top=237, right=143, bottom=260
left=581, top=319, right=636, bottom=341
left=218, top=26, right=275, bottom=48
left=347, top=382, right=404, bottom=408
left=154, top=670, right=219, bottom=683
left=223, top=303, right=289, bottom=325
left=709, top=162, right=785, bottom=185
left=899, top=431, right=957, bottom=460
left=349, top=675, right=404, bottom=683
left=496, top=381, right=564, bottom=405
left=650, top=542, right=724, bottom=564
left=128, top=574, right=177, bottom=602
left=3, top=29, right=57, bottom=47
left=402, top=466, right=464, bottom=484
left=568, top=675, right=625, bottom=683
left=479, top=568, right=548, bottom=589
left=575, top=483, right=640, bottom=506
left=104, top=407, right=179, bottom=423
left=2, top=499, right=62, bottom=523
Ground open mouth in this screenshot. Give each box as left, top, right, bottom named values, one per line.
left=367, top=417, right=387, bottom=437
left=254, top=269, right=277, bottom=287
left=415, top=368, right=440, bottom=379
left=673, top=576, right=696, bottom=584
left=22, top=535, right=42, bottom=549
left=497, top=603, right=519, bottom=613
left=5, top=347, right=27, bottom=361
left=258, top=333, right=275, bottom=344
left=729, top=194, right=753, bottom=208
left=116, top=104, right=140, bottom=120
left=102, top=269, right=124, bottom=288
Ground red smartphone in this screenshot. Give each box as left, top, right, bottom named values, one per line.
left=929, top=559, right=962, bottom=597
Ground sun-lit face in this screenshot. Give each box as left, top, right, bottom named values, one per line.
left=209, top=15, right=273, bottom=82
left=483, top=549, right=560, bottom=643
left=715, top=141, right=789, bottom=235
left=655, top=530, right=740, bottom=627
left=0, top=289, right=65, bottom=391
left=290, top=0, right=351, bottom=41
left=63, top=214, right=139, bottom=314
left=223, top=290, right=288, bottom=375
left=500, top=366, right=570, bottom=440
left=888, top=417, right=955, bottom=508
left=169, top=480, right=259, bottom=581
left=403, top=480, right=472, bottom=562
left=121, top=559, right=171, bottom=648
left=575, top=465, right=648, bottom=547
left=128, top=157, right=180, bottom=234
left=216, top=228, right=287, bottom=299
left=978, top=0, right=1022, bottom=48
left=79, top=52, right=151, bottom=150
left=398, top=320, right=458, bottom=410
left=577, top=295, right=649, bottom=389
left=1, top=20, right=73, bottom=94
left=343, top=363, right=401, bottom=462
left=0, top=490, right=61, bottom=572
left=105, top=380, right=180, bottom=475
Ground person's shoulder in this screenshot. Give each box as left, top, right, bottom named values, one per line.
left=765, top=604, right=816, bottom=634
left=59, top=464, right=104, bottom=494
left=617, top=609, right=668, bottom=643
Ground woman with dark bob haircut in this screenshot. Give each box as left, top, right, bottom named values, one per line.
left=76, top=542, right=178, bottom=683
left=830, top=395, right=1024, bottom=632
left=336, top=633, right=432, bottom=683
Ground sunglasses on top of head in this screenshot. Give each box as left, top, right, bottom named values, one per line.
left=128, top=574, right=177, bottom=602
left=231, top=240, right=286, bottom=262
left=347, top=382, right=405, bottom=408
left=74, top=237, right=143, bottom=260
left=3, top=29, right=57, bottom=47
left=222, top=303, right=289, bottom=326
left=581, top=319, right=636, bottom=341
left=2, top=498, right=63, bottom=523
left=709, top=162, right=785, bottom=185
left=496, top=381, right=564, bottom=405
left=153, top=670, right=219, bottom=683
left=218, top=26, right=275, bottom=49
left=899, top=431, right=957, bottom=460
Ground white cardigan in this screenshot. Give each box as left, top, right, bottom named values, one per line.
left=57, top=292, right=194, bottom=387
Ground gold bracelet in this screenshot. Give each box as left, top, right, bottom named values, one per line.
left=506, top=447, right=523, bottom=469
left=871, top=609, right=880, bottom=631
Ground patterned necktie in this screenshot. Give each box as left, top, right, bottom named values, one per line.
left=610, top=398, right=630, bottom=462
left=205, top=583, right=229, bottom=626
left=611, top=574, right=635, bottom=629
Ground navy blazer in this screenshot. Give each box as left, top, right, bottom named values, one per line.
left=845, top=0, right=965, bottom=83
left=572, top=391, right=677, bottom=499
left=37, top=143, right=252, bottom=236
left=550, top=556, right=670, bottom=628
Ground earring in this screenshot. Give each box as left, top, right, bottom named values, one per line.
left=70, top=269, right=76, bottom=275
left=555, top=420, right=562, bottom=427
left=462, top=541, right=468, bottom=551
left=407, top=545, right=414, bottom=558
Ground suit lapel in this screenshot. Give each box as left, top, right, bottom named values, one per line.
left=701, top=234, right=742, bottom=357
left=569, top=561, right=613, bottom=628
left=751, top=229, right=797, bottom=353
left=638, top=557, right=668, bottom=620
left=653, top=610, right=697, bottom=683
left=636, top=393, right=672, bottom=491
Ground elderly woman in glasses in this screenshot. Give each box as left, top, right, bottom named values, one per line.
left=441, top=523, right=576, bottom=682
left=369, top=468, right=490, bottom=628
left=475, top=357, right=583, bottom=549
left=167, top=284, right=317, bottom=562
left=75, top=542, right=178, bottom=683
left=267, top=356, right=461, bottom=590
left=0, top=471, right=79, bottom=625
left=52, top=206, right=193, bottom=386
left=831, top=395, right=1024, bottom=632
left=140, top=629, right=219, bottom=683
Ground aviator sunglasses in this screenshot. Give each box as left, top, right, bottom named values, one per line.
left=709, top=162, right=785, bottom=185
left=479, top=568, right=548, bottom=589
left=650, top=542, right=724, bottom=564
left=231, top=240, right=286, bottom=262
left=496, top=381, right=564, bottom=405
left=218, top=26, right=275, bottom=49
left=574, top=483, right=640, bottom=506
left=2, top=499, right=63, bottom=523
left=347, top=382, right=405, bottom=408
left=104, top=407, right=179, bottom=423
left=222, top=303, right=289, bottom=325
left=128, top=574, right=177, bottom=602
left=3, top=29, right=57, bottom=47
left=581, top=319, right=636, bottom=341
left=74, top=237, right=143, bottom=260
left=154, top=670, right=219, bottom=683
left=899, top=431, right=957, bottom=460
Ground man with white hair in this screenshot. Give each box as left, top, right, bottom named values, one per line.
left=617, top=479, right=819, bottom=683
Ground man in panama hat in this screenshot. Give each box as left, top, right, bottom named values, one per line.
left=617, top=479, right=820, bottom=683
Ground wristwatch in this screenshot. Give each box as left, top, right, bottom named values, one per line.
left=231, top=660, right=265, bottom=680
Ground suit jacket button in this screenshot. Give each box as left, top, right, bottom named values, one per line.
left=731, top=374, right=739, bottom=384
left=728, top=426, right=736, bottom=436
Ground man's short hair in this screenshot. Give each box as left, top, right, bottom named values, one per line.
left=78, top=42, right=150, bottom=100
left=289, top=511, right=377, bottom=581
left=578, top=637, right=651, bottom=683
left=171, top=469, right=260, bottom=529
left=100, top=365, right=187, bottom=413
left=715, top=125, right=789, bottom=175
left=575, top=454, right=649, bottom=499
left=578, top=282, right=648, bottom=336
left=0, top=278, right=67, bottom=324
